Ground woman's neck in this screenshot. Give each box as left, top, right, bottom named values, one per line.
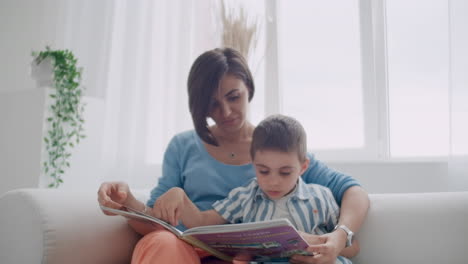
left=212, top=122, right=254, bottom=144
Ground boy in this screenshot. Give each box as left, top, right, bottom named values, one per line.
left=160, top=115, right=357, bottom=263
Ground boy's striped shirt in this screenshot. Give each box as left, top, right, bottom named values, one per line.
left=212, top=178, right=339, bottom=235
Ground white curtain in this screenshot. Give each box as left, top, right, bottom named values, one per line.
left=448, top=0, right=468, bottom=191
left=50, top=0, right=268, bottom=190
left=98, top=0, right=217, bottom=188
left=56, top=0, right=217, bottom=189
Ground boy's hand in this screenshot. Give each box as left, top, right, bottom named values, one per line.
left=290, top=231, right=343, bottom=264
left=297, top=231, right=326, bottom=246
left=152, top=187, right=187, bottom=226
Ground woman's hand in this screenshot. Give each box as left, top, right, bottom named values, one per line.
left=152, top=187, right=187, bottom=226
left=290, top=231, right=346, bottom=264
left=97, top=181, right=136, bottom=215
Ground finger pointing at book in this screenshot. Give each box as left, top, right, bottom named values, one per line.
left=152, top=187, right=186, bottom=226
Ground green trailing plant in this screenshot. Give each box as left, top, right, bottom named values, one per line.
left=32, top=47, right=86, bottom=188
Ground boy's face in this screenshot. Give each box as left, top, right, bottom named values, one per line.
left=253, top=150, right=309, bottom=200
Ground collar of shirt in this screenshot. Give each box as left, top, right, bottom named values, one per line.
left=253, top=178, right=311, bottom=202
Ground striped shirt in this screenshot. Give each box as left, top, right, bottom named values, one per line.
left=213, top=178, right=352, bottom=264
left=213, top=177, right=339, bottom=234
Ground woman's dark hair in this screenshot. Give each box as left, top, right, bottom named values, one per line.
left=188, top=48, right=255, bottom=146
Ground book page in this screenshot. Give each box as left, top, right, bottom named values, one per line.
left=183, top=219, right=311, bottom=262
left=183, top=218, right=294, bottom=235
left=100, top=205, right=183, bottom=236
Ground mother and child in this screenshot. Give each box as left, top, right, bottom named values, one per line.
left=97, top=47, right=370, bottom=264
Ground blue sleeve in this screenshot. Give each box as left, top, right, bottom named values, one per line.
left=301, top=153, right=360, bottom=205
left=146, top=136, right=183, bottom=207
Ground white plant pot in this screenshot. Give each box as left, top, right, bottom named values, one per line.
left=30, top=56, right=54, bottom=88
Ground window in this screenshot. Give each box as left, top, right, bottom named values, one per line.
left=277, top=1, right=365, bottom=152
left=386, top=0, right=450, bottom=158
left=268, top=0, right=454, bottom=161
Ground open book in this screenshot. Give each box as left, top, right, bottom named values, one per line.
left=100, top=205, right=311, bottom=262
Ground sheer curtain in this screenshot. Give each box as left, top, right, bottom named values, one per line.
left=448, top=0, right=468, bottom=191
left=52, top=0, right=217, bottom=189
left=97, top=0, right=217, bottom=188
left=52, top=0, right=267, bottom=190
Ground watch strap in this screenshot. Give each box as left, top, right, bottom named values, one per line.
left=334, top=224, right=354, bottom=247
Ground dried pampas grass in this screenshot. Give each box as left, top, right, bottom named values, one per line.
left=219, top=1, right=260, bottom=62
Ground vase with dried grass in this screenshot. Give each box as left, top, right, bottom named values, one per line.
left=218, top=1, right=261, bottom=63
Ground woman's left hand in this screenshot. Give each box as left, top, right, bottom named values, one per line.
left=290, top=231, right=346, bottom=264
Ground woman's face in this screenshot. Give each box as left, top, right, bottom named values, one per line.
left=208, top=74, right=250, bottom=134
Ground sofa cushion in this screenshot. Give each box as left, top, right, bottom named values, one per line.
left=0, top=189, right=141, bottom=264
left=354, top=192, right=468, bottom=264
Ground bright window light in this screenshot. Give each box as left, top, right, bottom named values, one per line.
left=277, top=1, right=364, bottom=150
left=386, top=0, right=450, bottom=157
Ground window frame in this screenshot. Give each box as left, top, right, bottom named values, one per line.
left=264, top=0, right=449, bottom=162
left=265, top=0, right=382, bottom=161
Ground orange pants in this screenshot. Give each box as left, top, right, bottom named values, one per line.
left=132, top=229, right=249, bottom=264
left=131, top=229, right=210, bottom=264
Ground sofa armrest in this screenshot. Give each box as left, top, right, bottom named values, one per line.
left=353, top=192, right=468, bottom=264
left=0, top=188, right=142, bottom=264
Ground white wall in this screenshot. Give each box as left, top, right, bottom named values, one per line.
left=0, top=0, right=62, bottom=94
left=328, top=161, right=448, bottom=194
left=448, top=0, right=468, bottom=192
left=0, top=0, right=59, bottom=195
left=0, top=89, right=45, bottom=194
left=0, top=87, right=106, bottom=195
left=0, top=0, right=111, bottom=195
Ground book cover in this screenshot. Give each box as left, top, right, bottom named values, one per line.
left=184, top=220, right=310, bottom=262
left=100, top=205, right=310, bottom=262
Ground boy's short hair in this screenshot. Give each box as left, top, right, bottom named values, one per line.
left=250, top=114, right=307, bottom=162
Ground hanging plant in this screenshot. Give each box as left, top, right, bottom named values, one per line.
left=32, top=46, right=86, bottom=188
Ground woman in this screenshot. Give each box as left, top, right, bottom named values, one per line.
left=97, top=48, right=369, bottom=264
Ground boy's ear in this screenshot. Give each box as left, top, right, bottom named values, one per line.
left=300, top=158, right=310, bottom=175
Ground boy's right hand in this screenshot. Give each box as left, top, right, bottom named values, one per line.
left=97, top=181, right=134, bottom=215
left=152, top=187, right=187, bottom=226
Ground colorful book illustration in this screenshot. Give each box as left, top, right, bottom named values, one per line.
left=100, top=205, right=311, bottom=262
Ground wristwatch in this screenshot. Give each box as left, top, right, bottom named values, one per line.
left=334, top=224, right=354, bottom=247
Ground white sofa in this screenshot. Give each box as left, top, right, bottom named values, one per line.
left=1, top=189, right=467, bottom=264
